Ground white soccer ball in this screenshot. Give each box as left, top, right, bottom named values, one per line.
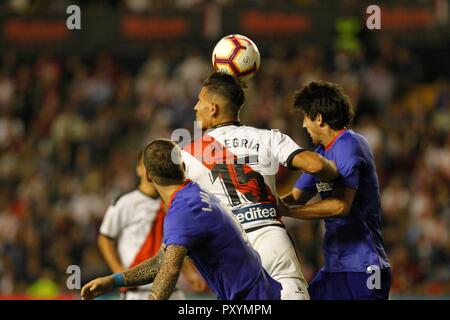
left=212, top=34, right=261, bottom=80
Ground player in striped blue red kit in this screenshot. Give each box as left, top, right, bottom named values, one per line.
left=281, top=81, right=391, bottom=300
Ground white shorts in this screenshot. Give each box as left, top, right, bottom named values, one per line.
left=120, top=288, right=186, bottom=300
left=246, top=225, right=310, bottom=300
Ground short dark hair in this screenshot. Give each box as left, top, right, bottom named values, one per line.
left=293, top=81, right=354, bottom=130
left=203, top=72, right=245, bottom=116
left=143, top=139, right=185, bottom=186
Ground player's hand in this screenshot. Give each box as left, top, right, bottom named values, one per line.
left=277, top=199, right=291, bottom=217
left=81, top=276, right=114, bottom=300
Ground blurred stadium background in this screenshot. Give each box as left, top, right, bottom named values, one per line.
left=0, top=0, right=449, bottom=300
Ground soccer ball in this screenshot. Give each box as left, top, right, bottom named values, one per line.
left=212, top=34, right=261, bottom=80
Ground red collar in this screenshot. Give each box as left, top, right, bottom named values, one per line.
left=324, top=129, right=347, bottom=151
left=167, top=180, right=191, bottom=208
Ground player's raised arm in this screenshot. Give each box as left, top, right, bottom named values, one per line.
left=290, top=150, right=339, bottom=182
left=81, top=246, right=165, bottom=300
left=148, top=245, right=187, bottom=300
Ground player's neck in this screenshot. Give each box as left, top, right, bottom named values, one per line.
left=137, top=182, right=159, bottom=199
left=155, top=182, right=187, bottom=207
left=209, top=116, right=239, bottom=129
left=321, top=127, right=344, bottom=147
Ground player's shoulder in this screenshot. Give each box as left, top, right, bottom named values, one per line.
left=168, top=182, right=199, bottom=212
left=174, top=181, right=216, bottom=215
left=217, top=124, right=271, bottom=138
left=245, top=126, right=293, bottom=142
left=335, top=130, right=366, bottom=154
left=332, top=130, right=374, bottom=169
left=235, top=124, right=274, bottom=134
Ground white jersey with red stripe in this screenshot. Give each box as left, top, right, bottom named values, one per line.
left=180, top=123, right=310, bottom=299
left=100, top=189, right=164, bottom=269
left=181, top=123, right=303, bottom=230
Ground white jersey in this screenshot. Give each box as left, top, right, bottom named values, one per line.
left=100, top=189, right=165, bottom=269
left=100, top=189, right=186, bottom=300
left=181, top=123, right=309, bottom=299
left=181, top=123, right=303, bottom=230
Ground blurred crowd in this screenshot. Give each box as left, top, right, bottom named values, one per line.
left=1, top=0, right=436, bottom=15
left=0, top=0, right=310, bottom=14
left=0, top=35, right=449, bottom=298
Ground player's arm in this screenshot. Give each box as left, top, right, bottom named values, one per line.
left=181, top=257, right=207, bottom=293
left=281, top=187, right=316, bottom=206
left=97, top=234, right=124, bottom=273
left=81, top=247, right=165, bottom=300
left=291, top=151, right=339, bottom=182
left=281, top=187, right=356, bottom=220
left=148, top=245, right=187, bottom=300
left=122, top=247, right=165, bottom=287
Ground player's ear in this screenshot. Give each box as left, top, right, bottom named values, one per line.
left=211, top=103, right=219, bottom=117
left=316, top=113, right=324, bottom=127
left=136, top=162, right=144, bottom=178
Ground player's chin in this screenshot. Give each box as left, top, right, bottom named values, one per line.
left=196, top=118, right=207, bottom=129
left=309, top=134, right=318, bottom=145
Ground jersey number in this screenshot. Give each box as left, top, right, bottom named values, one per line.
left=210, top=163, right=274, bottom=206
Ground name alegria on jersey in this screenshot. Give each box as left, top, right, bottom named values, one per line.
left=172, top=125, right=281, bottom=173
left=223, top=138, right=259, bottom=152
left=199, top=191, right=213, bottom=212
left=316, top=182, right=333, bottom=193
left=184, top=139, right=259, bottom=166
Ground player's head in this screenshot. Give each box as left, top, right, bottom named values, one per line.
left=143, top=139, right=186, bottom=187
left=293, top=81, right=354, bottom=145
left=194, top=72, right=245, bottom=129
left=136, top=150, right=158, bottom=196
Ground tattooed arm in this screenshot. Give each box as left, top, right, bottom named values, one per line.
left=122, top=247, right=164, bottom=287
left=81, top=246, right=165, bottom=300
left=148, top=245, right=187, bottom=300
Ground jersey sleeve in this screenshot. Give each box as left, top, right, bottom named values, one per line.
left=99, top=204, right=126, bottom=239
left=336, top=141, right=365, bottom=190
left=295, top=173, right=317, bottom=194
left=163, top=200, right=202, bottom=250
left=270, top=130, right=303, bottom=167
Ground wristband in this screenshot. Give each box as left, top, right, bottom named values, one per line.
left=111, top=273, right=125, bottom=288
